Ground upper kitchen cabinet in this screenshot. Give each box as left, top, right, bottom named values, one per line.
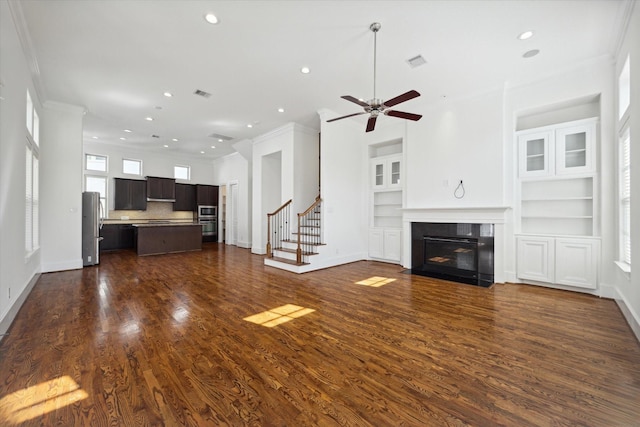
left=174, top=183, right=196, bottom=211
left=147, top=176, right=176, bottom=201
left=196, top=185, right=219, bottom=206
left=114, top=178, right=147, bottom=210
left=518, top=118, right=597, bottom=178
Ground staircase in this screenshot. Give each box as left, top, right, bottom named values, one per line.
left=264, top=196, right=325, bottom=273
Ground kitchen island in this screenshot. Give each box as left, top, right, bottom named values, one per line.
left=133, top=223, right=202, bottom=256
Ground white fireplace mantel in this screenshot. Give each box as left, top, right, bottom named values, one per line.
left=402, top=206, right=511, bottom=224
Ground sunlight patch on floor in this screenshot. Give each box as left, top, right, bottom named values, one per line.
left=0, top=375, right=88, bottom=425
left=244, top=304, right=316, bottom=327
left=355, top=276, right=397, bottom=287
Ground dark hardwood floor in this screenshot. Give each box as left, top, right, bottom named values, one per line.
left=1, top=243, right=639, bottom=426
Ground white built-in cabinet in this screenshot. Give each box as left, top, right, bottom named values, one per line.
left=369, top=153, right=402, bottom=263
left=516, top=118, right=600, bottom=290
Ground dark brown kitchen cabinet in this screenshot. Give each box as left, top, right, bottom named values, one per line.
left=174, top=183, right=196, bottom=211
left=114, top=178, right=147, bottom=210
left=147, top=176, right=175, bottom=201
left=100, top=224, right=135, bottom=251
left=196, top=184, right=219, bottom=206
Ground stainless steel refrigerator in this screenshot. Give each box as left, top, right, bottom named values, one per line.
left=82, top=191, right=103, bottom=266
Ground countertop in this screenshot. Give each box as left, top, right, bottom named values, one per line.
left=103, top=219, right=196, bottom=225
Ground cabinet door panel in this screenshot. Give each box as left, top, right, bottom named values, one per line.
left=369, top=229, right=384, bottom=259
left=516, top=236, right=554, bottom=283
left=555, top=238, right=598, bottom=289
left=383, top=229, right=401, bottom=262
left=555, top=123, right=594, bottom=175
left=518, top=132, right=552, bottom=177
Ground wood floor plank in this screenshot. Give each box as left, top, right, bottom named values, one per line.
left=0, top=244, right=639, bottom=426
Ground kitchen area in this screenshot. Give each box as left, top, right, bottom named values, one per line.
left=82, top=176, right=219, bottom=264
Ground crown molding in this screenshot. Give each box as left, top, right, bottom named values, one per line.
left=7, top=0, right=47, bottom=105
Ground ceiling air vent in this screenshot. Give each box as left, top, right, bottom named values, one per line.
left=406, top=55, right=427, bottom=68
left=151, top=134, right=160, bottom=138
left=208, top=133, right=233, bottom=141
left=194, top=89, right=212, bottom=98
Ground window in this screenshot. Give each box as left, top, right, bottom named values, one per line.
left=123, top=158, right=142, bottom=175
left=25, top=90, right=39, bottom=255
left=174, top=165, right=190, bottom=180
left=85, top=154, right=107, bottom=172
left=619, top=55, right=630, bottom=120
left=85, top=175, right=107, bottom=218
left=619, top=128, right=631, bottom=267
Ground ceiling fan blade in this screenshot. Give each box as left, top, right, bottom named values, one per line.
left=383, top=90, right=421, bottom=107
left=341, top=95, right=370, bottom=108
left=385, top=110, right=423, bottom=121
left=326, top=111, right=367, bottom=122
left=366, top=116, right=377, bottom=132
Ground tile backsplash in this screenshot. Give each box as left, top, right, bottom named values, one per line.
left=108, top=201, right=194, bottom=220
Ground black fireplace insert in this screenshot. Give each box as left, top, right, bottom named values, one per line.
left=410, top=222, right=494, bottom=287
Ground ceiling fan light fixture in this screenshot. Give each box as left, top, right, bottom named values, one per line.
left=518, top=30, right=534, bottom=40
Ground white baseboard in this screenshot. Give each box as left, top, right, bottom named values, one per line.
left=237, top=241, right=251, bottom=249
left=41, top=258, right=83, bottom=273
left=0, top=272, right=40, bottom=342
left=610, top=285, right=640, bottom=342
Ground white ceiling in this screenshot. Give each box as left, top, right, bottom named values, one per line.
left=18, top=0, right=627, bottom=160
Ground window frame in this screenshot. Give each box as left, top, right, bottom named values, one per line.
left=85, top=153, right=108, bottom=173
left=174, top=164, right=191, bottom=181
left=25, top=90, right=40, bottom=257
left=84, top=175, right=108, bottom=218
left=122, top=158, right=143, bottom=176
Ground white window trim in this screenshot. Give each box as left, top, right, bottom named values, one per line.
left=122, top=158, right=143, bottom=176
left=174, top=164, right=191, bottom=181
left=85, top=153, right=108, bottom=173
left=617, top=126, right=631, bottom=273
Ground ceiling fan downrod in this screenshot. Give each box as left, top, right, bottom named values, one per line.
left=370, top=22, right=381, bottom=103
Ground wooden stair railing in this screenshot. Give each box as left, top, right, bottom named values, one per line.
left=266, top=199, right=292, bottom=258
left=296, top=196, right=322, bottom=264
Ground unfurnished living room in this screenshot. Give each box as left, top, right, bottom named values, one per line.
left=1, top=1, right=639, bottom=426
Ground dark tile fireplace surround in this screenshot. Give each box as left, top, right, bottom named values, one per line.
left=410, top=222, right=495, bottom=287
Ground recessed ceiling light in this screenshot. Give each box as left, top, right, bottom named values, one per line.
left=163, top=92, right=173, bottom=97
left=92, top=136, right=98, bottom=139
left=200, top=151, right=205, bottom=154
left=518, top=30, right=534, bottom=40
left=247, top=124, right=253, bottom=128
left=278, top=108, right=285, bottom=113
left=300, top=67, right=310, bottom=74
left=123, top=129, right=132, bottom=133
left=145, top=117, right=153, bottom=121
left=119, top=137, right=126, bottom=141
left=204, top=13, right=218, bottom=24
left=172, top=138, right=178, bottom=142
left=163, top=144, right=169, bottom=148
left=211, top=145, right=216, bottom=149
left=218, top=139, right=223, bottom=142
left=523, top=49, right=540, bottom=58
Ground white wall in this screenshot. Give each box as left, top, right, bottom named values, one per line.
left=83, top=141, right=215, bottom=211
left=40, top=101, right=84, bottom=272
left=405, top=88, right=506, bottom=208
left=613, top=0, right=639, bottom=338
left=0, top=0, right=42, bottom=334
left=318, top=110, right=369, bottom=264
left=212, top=152, right=252, bottom=248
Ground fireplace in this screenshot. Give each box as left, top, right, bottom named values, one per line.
left=411, top=222, right=494, bottom=287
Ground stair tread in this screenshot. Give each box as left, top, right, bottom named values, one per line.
left=282, top=239, right=325, bottom=246
left=276, top=247, right=318, bottom=256
left=268, top=256, right=309, bottom=266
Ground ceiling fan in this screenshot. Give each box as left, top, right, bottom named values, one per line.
left=327, top=22, right=422, bottom=132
